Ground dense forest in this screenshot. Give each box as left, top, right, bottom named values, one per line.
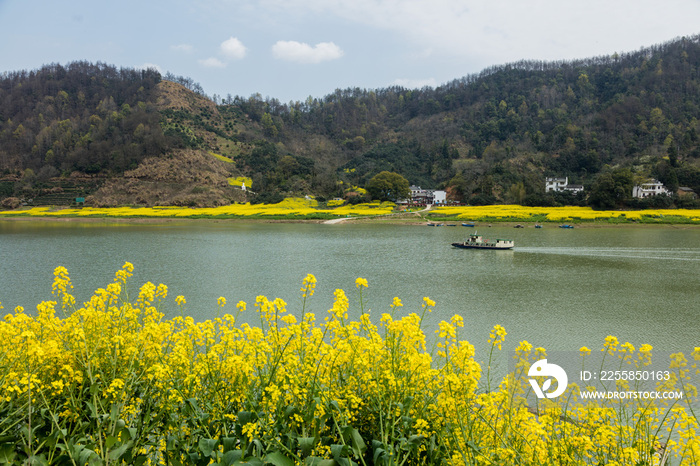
left=2, top=35, right=700, bottom=208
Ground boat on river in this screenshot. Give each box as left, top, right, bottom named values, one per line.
left=451, top=233, right=514, bottom=250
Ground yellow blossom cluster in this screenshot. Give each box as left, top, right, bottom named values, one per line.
left=226, top=176, right=253, bottom=187
left=0, top=265, right=697, bottom=464
left=208, top=151, right=234, bottom=163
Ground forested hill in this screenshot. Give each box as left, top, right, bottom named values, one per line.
left=2, top=36, right=700, bottom=207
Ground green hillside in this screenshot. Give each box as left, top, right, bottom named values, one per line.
left=2, top=35, right=700, bottom=208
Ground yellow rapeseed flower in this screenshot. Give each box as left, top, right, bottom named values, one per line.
left=488, top=324, right=507, bottom=350
left=301, top=273, right=317, bottom=297
left=355, top=277, right=368, bottom=289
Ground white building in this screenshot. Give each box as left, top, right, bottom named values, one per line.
left=632, top=179, right=671, bottom=198
left=545, top=177, right=584, bottom=194
left=407, top=185, right=446, bottom=205
left=433, top=190, right=447, bottom=205
left=546, top=177, right=568, bottom=192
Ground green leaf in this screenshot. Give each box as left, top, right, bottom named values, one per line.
left=342, top=427, right=366, bottom=457
left=108, top=440, right=134, bottom=461
left=298, top=437, right=315, bottom=457
left=166, top=435, right=181, bottom=451
left=0, top=444, right=16, bottom=463
left=304, top=458, right=336, bottom=466
left=78, top=446, right=96, bottom=465
left=284, top=404, right=296, bottom=417
left=371, top=441, right=386, bottom=463
left=237, top=411, right=253, bottom=425
left=198, top=438, right=218, bottom=457
left=330, top=444, right=346, bottom=460
left=407, top=435, right=424, bottom=444
left=27, top=454, right=49, bottom=466
left=85, top=401, right=97, bottom=418
left=222, top=450, right=242, bottom=465
left=109, top=404, right=120, bottom=423
left=264, top=451, right=295, bottom=466
left=126, top=427, right=138, bottom=440
left=167, top=455, right=185, bottom=466
left=222, top=437, right=238, bottom=453
left=467, top=440, right=481, bottom=452
left=186, top=398, right=200, bottom=410
left=105, top=436, right=119, bottom=449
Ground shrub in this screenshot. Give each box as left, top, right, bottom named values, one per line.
left=0, top=197, right=21, bottom=209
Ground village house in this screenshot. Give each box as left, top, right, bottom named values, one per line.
left=632, top=179, right=671, bottom=198
left=406, top=185, right=447, bottom=205
left=545, top=177, right=584, bottom=194
left=677, top=187, right=697, bottom=199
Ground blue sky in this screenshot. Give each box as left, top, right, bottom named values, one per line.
left=1, top=0, right=700, bottom=104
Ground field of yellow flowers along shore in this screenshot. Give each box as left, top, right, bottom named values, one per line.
left=1, top=263, right=698, bottom=465
left=428, top=205, right=700, bottom=224
left=1, top=199, right=700, bottom=224
left=0, top=198, right=396, bottom=221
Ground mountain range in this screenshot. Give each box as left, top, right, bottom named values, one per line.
left=1, top=35, right=700, bottom=208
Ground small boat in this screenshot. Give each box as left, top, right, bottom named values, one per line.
left=514, top=224, right=524, bottom=228
left=446, top=224, right=457, bottom=227
left=559, top=224, right=574, bottom=229
left=462, top=222, right=476, bottom=227
left=535, top=224, right=542, bottom=229
left=452, top=234, right=514, bottom=250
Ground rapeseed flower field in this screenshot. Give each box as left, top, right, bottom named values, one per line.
left=0, top=198, right=396, bottom=220
left=431, top=205, right=700, bottom=223
left=2, top=201, right=698, bottom=223
left=1, top=264, right=697, bottom=465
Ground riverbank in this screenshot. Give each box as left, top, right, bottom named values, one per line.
left=1, top=202, right=699, bottom=226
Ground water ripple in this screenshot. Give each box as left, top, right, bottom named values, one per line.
left=516, top=246, right=700, bottom=261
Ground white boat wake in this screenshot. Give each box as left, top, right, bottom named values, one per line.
left=516, top=246, right=700, bottom=262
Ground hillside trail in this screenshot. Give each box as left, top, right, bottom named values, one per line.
left=322, top=204, right=433, bottom=224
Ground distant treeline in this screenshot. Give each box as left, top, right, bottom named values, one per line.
left=0, top=61, right=167, bottom=177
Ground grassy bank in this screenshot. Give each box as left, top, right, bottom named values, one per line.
left=1, top=264, right=698, bottom=465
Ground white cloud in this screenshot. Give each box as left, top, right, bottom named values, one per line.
left=139, top=63, right=163, bottom=73
left=272, top=40, right=344, bottom=64
left=260, top=0, right=700, bottom=67
left=171, top=44, right=194, bottom=53
left=199, top=57, right=226, bottom=68
left=392, top=78, right=436, bottom=89
left=220, top=37, right=247, bottom=59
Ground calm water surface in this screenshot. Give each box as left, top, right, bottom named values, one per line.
left=1, top=219, right=698, bottom=356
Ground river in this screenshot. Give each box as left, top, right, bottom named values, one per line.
left=1, top=219, right=698, bottom=356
